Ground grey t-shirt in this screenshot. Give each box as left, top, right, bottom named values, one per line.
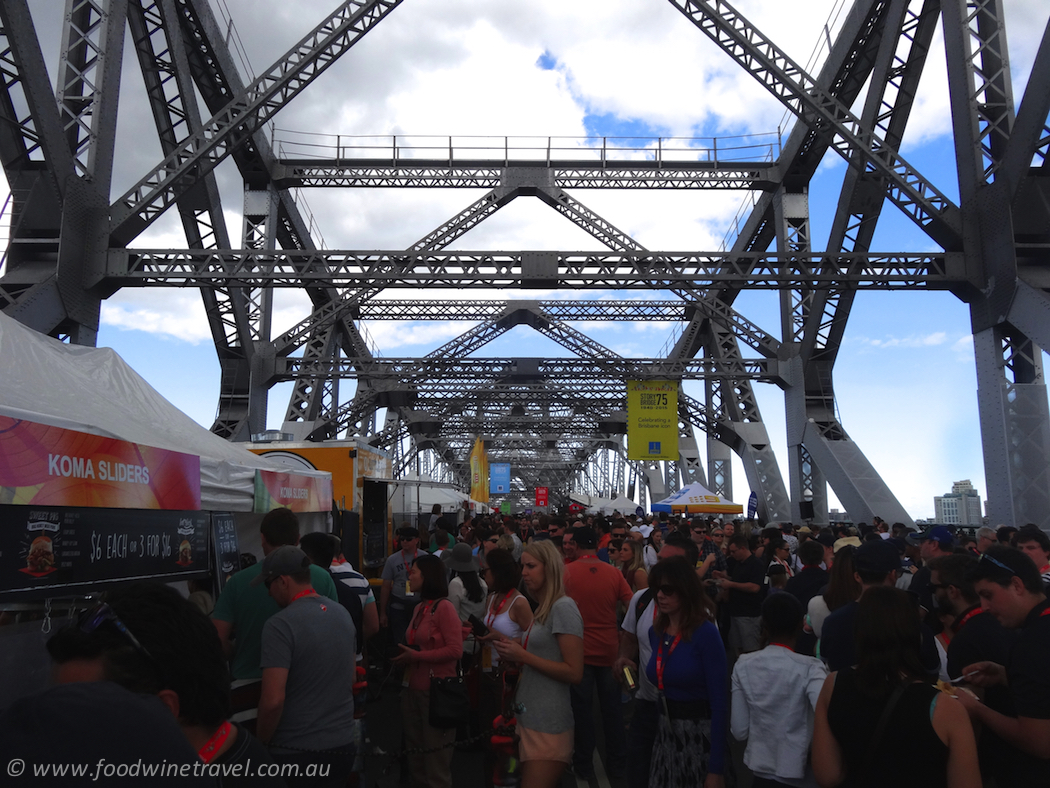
left=516, top=595, right=583, bottom=734
left=260, top=596, right=356, bottom=751
left=381, top=549, right=423, bottom=604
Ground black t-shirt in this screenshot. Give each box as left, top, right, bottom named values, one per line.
left=1009, top=599, right=1050, bottom=719
left=947, top=606, right=1029, bottom=786
left=0, top=682, right=216, bottom=786
left=727, top=554, right=765, bottom=617
left=1000, top=598, right=1050, bottom=787
left=784, top=566, right=829, bottom=607
left=821, top=599, right=939, bottom=675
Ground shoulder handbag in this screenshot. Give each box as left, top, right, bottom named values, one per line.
left=427, top=600, right=471, bottom=728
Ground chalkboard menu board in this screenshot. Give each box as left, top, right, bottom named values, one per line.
left=0, top=504, right=209, bottom=596
left=210, top=511, right=240, bottom=590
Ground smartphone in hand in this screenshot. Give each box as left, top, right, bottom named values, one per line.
left=467, top=614, right=490, bottom=638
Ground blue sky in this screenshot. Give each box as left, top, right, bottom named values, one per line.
left=5, top=0, right=1048, bottom=519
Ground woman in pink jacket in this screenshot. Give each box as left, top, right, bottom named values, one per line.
left=392, top=554, right=464, bottom=788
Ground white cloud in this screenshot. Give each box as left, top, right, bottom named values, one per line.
left=362, top=320, right=479, bottom=351
left=855, top=331, right=950, bottom=349
left=101, top=290, right=212, bottom=344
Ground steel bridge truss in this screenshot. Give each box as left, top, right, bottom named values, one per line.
left=1, top=0, right=1048, bottom=524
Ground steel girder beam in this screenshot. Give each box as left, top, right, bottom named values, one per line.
left=676, top=0, right=937, bottom=524
left=58, top=0, right=126, bottom=193
left=274, top=357, right=778, bottom=383
left=780, top=0, right=936, bottom=528
left=271, top=187, right=512, bottom=359
left=534, top=186, right=646, bottom=252
left=662, top=0, right=926, bottom=522
left=0, top=1, right=75, bottom=202
left=667, top=0, right=963, bottom=250
left=273, top=160, right=776, bottom=190
left=701, top=322, right=791, bottom=521
left=351, top=299, right=694, bottom=322
left=280, top=185, right=517, bottom=437
left=940, top=0, right=1050, bottom=528
left=0, top=0, right=75, bottom=322
left=801, top=0, right=939, bottom=367
left=995, top=19, right=1050, bottom=201
left=127, top=0, right=261, bottom=440
left=0, top=0, right=123, bottom=342
left=109, top=0, right=404, bottom=245
left=137, top=0, right=372, bottom=436
left=275, top=178, right=640, bottom=363
left=107, top=249, right=957, bottom=289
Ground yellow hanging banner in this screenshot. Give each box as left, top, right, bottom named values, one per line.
left=469, top=437, right=489, bottom=503
left=627, top=380, right=679, bottom=461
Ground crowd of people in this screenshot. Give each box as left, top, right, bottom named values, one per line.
left=4, top=505, right=1050, bottom=788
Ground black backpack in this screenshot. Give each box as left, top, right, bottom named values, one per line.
left=329, top=571, right=365, bottom=654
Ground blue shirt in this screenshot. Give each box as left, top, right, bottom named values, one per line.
left=646, top=620, right=728, bottom=774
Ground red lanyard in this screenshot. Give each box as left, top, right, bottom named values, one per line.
left=198, top=720, right=232, bottom=764
left=402, top=550, right=416, bottom=572
left=655, top=631, right=681, bottom=692
left=407, top=600, right=435, bottom=645
left=521, top=621, right=535, bottom=652
left=955, top=607, right=982, bottom=631
left=486, top=591, right=516, bottom=628
left=291, top=589, right=318, bottom=604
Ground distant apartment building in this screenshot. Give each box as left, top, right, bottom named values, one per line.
left=934, top=480, right=983, bottom=525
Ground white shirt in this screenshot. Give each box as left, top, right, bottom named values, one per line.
left=731, top=645, right=827, bottom=783
left=642, top=544, right=659, bottom=571
left=621, top=588, right=658, bottom=702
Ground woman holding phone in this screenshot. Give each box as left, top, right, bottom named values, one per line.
left=492, top=541, right=583, bottom=788
left=391, top=555, right=463, bottom=788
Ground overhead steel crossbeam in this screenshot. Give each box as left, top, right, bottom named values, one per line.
left=274, top=160, right=777, bottom=190
left=277, top=357, right=778, bottom=382
left=0, top=1, right=76, bottom=202
left=352, top=299, right=693, bottom=322
left=668, top=0, right=963, bottom=250
left=109, top=250, right=955, bottom=289
left=109, top=0, right=404, bottom=246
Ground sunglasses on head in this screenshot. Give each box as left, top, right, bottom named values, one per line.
left=979, top=552, right=1017, bottom=576
left=78, top=603, right=155, bottom=662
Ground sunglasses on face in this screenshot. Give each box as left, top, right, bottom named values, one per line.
left=655, top=585, right=678, bottom=597
left=486, top=538, right=499, bottom=544
left=711, top=532, right=724, bottom=537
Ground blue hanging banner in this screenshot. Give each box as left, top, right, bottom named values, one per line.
left=490, top=463, right=512, bottom=494
left=747, top=491, right=758, bottom=519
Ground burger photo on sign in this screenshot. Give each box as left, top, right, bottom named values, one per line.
left=22, top=534, right=57, bottom=576
left=176, top=540, right=193, bottom=566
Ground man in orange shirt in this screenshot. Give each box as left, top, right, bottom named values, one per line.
left=564, top=526, right=634, bottom=780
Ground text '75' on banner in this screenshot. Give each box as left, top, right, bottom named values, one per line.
left=626, top=381, right=679, bottom=461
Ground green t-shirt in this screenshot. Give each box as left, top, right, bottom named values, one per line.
left=212, top=561, right=339, bottom=680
